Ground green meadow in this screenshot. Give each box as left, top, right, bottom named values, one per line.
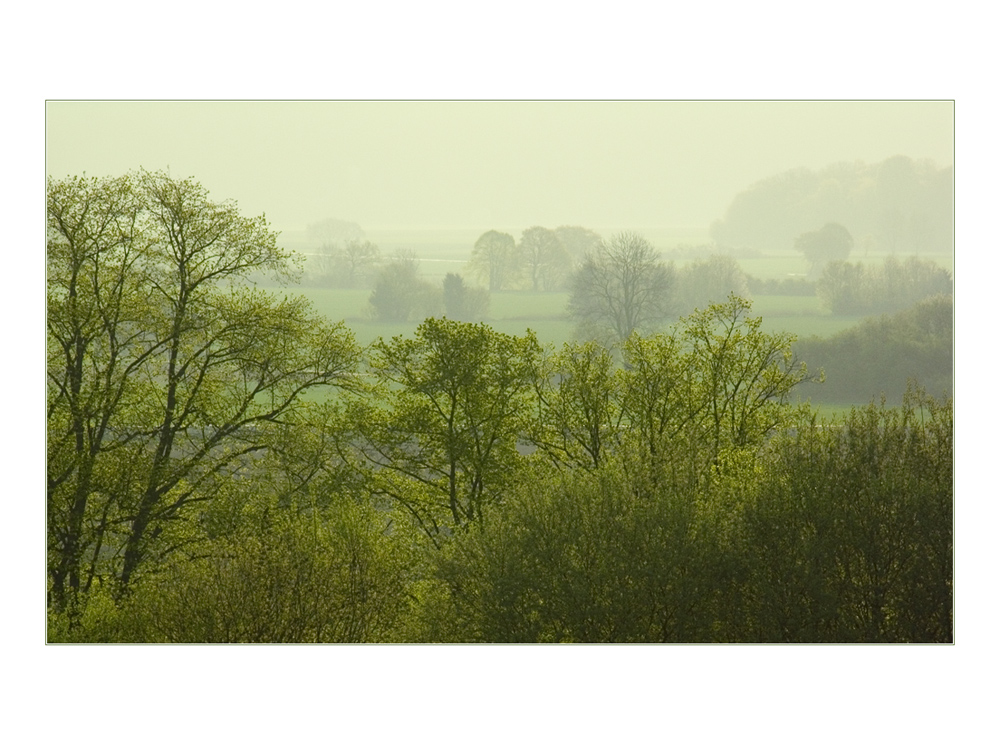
left=272, top=237, right=952, bottom=416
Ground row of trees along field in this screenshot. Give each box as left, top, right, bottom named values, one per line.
left=355, top=226, right=950, bottom=327
left=47, top=172, right=953, bottom=643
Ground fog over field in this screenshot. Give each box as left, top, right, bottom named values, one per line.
left=45, top=101, right=953, bottom=236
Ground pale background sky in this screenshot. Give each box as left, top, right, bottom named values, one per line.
left=46, top=101, right=954, bottom=234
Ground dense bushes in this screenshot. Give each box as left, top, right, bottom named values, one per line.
left=817, top=255, right=952, bottom=315
left=794, top=294, right=952, bottom=405
left=48, top=285, right=952, bottom=643
left=429, top=391, right=952, bottom=643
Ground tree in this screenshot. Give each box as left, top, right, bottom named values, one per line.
left=794, top=222, right=854, bottom=276
left=554, top=225, right=602, bottom=262
left=350, top=318, right=541, bottom=540
left=680, top=295, right=813, bottom=456
left=567, top=231, right=677, bottom=344
left=793, top=294, right=953, bottom=404
left=676, top=254, right=750, bottom=314
left=816, top=255, right=952, bottom=315
left=118, top=500, right=413, bottom=643
left=518, top=226, right=571, bottom=291
left=527, top=341, right=623, bottom=470
left=442, top=272, right=489, bottom=321
left=305, top=218, right=369, bottom=285
left=368, top=250, right=441, bottom=321
left=46, top=171, right=360, bottom=619
left=332, top=239, right=381, bottom=288
left=468, top=230, right=519, bottom=292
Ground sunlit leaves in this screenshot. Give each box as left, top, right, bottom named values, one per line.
left=47, top=171, right=360, bottom=616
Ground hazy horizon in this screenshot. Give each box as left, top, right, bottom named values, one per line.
left=45, top=101, right=954, bottom=236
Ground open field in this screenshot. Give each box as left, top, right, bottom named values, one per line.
left=284, top=284, right=869, bottom=348
left=271, top=236, right=952, bottom=412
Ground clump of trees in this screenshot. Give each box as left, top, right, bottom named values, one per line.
left=817, top=255, right=952, bottom=315
left=675, top=254, right=750, bottom=315
left=710, top=155, right=954, bottom=255
left=468, top=225, right=601, bottom=293
left=794, top=221, right=854, bottom=276
left=368, top=250, right=441, bottom=321
left=794, top=294, right=952, bottom=404
left=47, top=172, right=953, bottom=643
left=433, top=388, right=951, bottom=642
left=746, top=275, right=815, bottom=296
left=368, top=259, right=489, bottom=323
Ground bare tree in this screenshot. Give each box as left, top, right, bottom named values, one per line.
left=568, top=231, right=677, bottom=344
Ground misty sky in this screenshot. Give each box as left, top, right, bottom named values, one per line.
left=46, top=101, right=953, bottom=234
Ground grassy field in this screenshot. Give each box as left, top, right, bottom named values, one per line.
left=284, top=285, right=875, bottom=349
left=274, top=286, right=901, bottom=417
left=271, top=236, right=951, bottom=414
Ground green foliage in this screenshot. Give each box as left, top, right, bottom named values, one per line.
left=46, top=174, right=952, bottom=645
left=432, top=390, right=952, bottom=643
left=743, top=390, right=953, bottom=641
left=817, top=255, right=952, bottom=315
left=794, top=222, right=854, bottom=276
left=794, top=294, right=953, bottom=405
left=675, top=254, right=751, bottom=317
left=529, top=341, right=622, bottom=470
left=680, top=295, right=813, bottom=453
left=117, top=501, right=413, bottom=643
left=352, top=317, right=542, bottom=538
left=46, top=170, right=361, bottom=620
left=368, top=251, right=441, bottom=321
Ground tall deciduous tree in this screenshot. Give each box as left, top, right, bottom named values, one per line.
left=518, top=226, right=571, bottom=291
left=47, top=171, right=360, bottom=617
left=568, top=231, right=677, bottom=344
left=442, top=273, right=489, bottom=321
left=794, top=221, right=854, bottom=276
left=350, top=318, right=541, bottom=540
left=469, top=230, right=519, bottom=292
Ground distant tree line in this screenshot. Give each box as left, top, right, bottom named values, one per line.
left=817, top=255, right=952, bottom=315
left=710, top=155, right=953, bottom=255
left=468, top=225, right=602, bottom=292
